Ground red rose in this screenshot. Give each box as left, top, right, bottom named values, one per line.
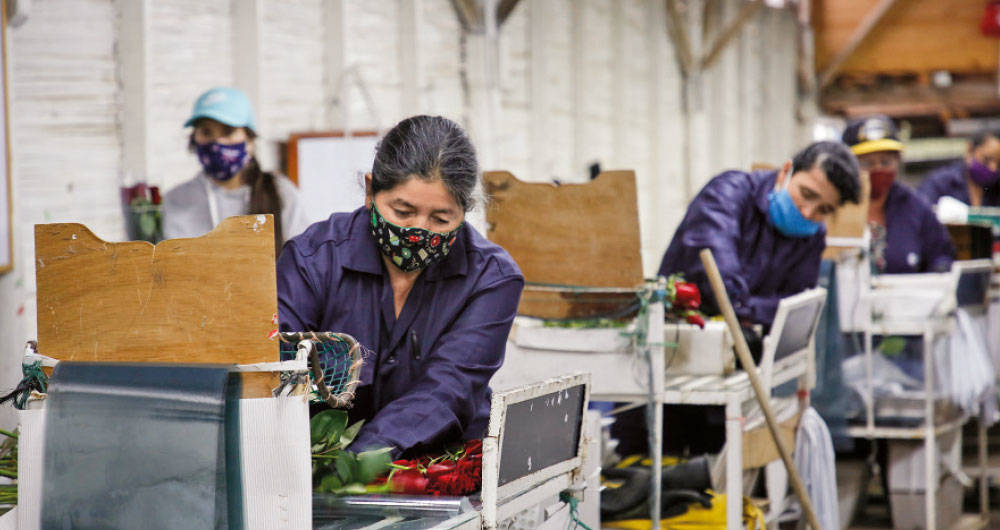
left=430, top=235, right=441, bottom=247
left=674, top=282, right=701, bottom=309
left=389, top=468, right=429, bottom=494
left=464, top=439, right=483, bottom=455
left=407, top=234, right=422, bottom=243
left=685, top=312, right=706, bottom=328
left=426, top=461, right=457, bottom=481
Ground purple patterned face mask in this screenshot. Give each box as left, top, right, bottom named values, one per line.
left=968, top=159, right=1000, bottom=187
left=196, top=141, right=250, bottom=182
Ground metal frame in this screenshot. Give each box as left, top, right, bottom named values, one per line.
left=481, top=372, right=590, bottom=529
left=844, top=257, right=994, bottom=530
left=660, top=287, right=826, bottom=528
left=493, top=282, right=821, bottom=529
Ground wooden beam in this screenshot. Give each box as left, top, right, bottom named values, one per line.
left=450, top=0, right=483, bottom=33
left=700, top=0, right=763, bottom=70
left=818, top=0, right=900, bottom=89
left=496, top=0, right=520, bottom=26
left=665, top=0, right=694, bottom=78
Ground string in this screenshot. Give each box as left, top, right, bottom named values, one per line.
left=559, top=490, right=594, bottom=530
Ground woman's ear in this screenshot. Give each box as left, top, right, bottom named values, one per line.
left=364, top=173, right=374, bottom=208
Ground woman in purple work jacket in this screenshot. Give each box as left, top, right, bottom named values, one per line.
left=276, top=116, right=524, bottom=457
left=917, top=131, right=1000, bottom=208
left=842, top=115, right=955, bottom=275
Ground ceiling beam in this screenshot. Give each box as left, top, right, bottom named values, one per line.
left=665, top=0, right=694, bottom=78
left=700, top=0, right=763, bottom=70
left=818, top=0, right=900, bottom=89
left=450, top=0, right=483, bottom=33
left=496, top=0, right=521, bottom=26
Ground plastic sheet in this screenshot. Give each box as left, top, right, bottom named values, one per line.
left=312, top=493, right=475, bottom=529
left=41, top=362, right=242, bottom=529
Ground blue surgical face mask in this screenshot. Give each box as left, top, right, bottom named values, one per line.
left=195, top=141, right=250, bottom=182
left=767, top=186, right=821, bottom=238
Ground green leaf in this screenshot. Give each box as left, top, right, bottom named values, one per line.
left=311, top=409, right=349, bottom=448
left=340, top=419, right=365, bottom=448
left=879, top=336, right=907, bottom=356
left=335, top=452, right=358, bottom=484
left=319, top=473, right=342, bottom=493
left=356, top=447, right=393, bottom=484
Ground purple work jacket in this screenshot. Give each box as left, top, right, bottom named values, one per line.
left=880, top=182, right=954, bottom=274
left=658, top=170, right=825, bottom=326
left=916, top=160, right=1000, bottom=207
left=276, top=206, right=524, bottom=456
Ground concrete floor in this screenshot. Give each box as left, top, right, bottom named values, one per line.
left=837, top=456, right=998, bottom=529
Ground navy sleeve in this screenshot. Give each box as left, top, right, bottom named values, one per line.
left=664, top=175, right=758, bottom=322
left=275, top=240, right=322, bottom=332
left=916, top=175, right=942, bottom=205
left=349, top=270, right=524, bottom=455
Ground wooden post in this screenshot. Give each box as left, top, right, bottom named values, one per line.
left=700, top=0, right=763, bottom=70
left=699, top=248, right=823, bottom=530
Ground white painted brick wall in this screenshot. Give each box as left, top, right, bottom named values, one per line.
left=0, top=0, right=121, bottom=429
left=0, top=0, right=808, bottom=430
left=148, top=0, right=234, bottom=191
left=261, top=0, right=326, bottom=140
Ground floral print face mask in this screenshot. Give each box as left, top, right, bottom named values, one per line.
left=370, top=203, right=462, bottom=272
left=196, top=141, right=250, bottom=182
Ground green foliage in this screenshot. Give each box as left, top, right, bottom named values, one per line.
left=878, top=336, right=907, bottom=357
left=310, top=410, right=393, bottom=494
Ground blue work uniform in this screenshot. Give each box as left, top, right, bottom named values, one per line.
left=276, top=206, right=524, bottom=456
left=916, top=160, right=1000, bottom=207
left=658, top=170, right=825, bottom=326
left=880, top=182, right=954, bottom=274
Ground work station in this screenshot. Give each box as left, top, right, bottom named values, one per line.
left=1, top=1, right=1000, bottom=529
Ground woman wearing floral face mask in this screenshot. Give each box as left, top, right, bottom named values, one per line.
left=276, top=115, right=524, bottom=457
left=842, top=115, right=954, bottom=274
left=162, top=87, right=309, bottom=251
left=917, top=131, right=1000, bottom=207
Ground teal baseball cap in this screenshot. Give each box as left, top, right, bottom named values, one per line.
left=184, top=87, right=257, bottom=133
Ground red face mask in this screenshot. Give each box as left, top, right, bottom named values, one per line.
left=868, top=168, right=895, bottom=201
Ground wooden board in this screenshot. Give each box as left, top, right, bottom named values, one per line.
left=742, top=411, right=801, bottom=470
left=35, top=215, right=280, bottom=366
left=814, top=0, right=998, bottom=76
left=484, top=171, right=644, bottom=319
left=484, top=171, right=644, bottom=287
left=821, top=169, right=870, bottom=260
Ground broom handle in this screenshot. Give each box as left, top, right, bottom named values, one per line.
left=699, top=248, right=823, bottom=530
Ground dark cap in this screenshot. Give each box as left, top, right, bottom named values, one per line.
left=841, top=115, right=904, bottom=156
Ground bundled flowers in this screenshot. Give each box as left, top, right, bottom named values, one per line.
left=665, top=274, right=706, bottom=328
left=120, top=182, right=162, bottom=243
left=311, top=409, right=483, bottom=496
left=375, top=439, right=483, bottom=496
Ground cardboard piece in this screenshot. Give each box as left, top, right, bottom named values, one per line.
left=821, top=169, right=870, bottom=260
left=484, top=171, right=644, bottom=319
left=35, top=215, right=280, bottom=367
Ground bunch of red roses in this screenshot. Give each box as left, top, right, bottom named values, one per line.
left=374, top=439, right=483, bottom=496
left=665, top=274, right=706, bottom=328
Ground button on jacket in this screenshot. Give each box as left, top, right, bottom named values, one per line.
left=277, top=206, right=524, bottom=456
left=658, top=170, right=825, bottom=326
